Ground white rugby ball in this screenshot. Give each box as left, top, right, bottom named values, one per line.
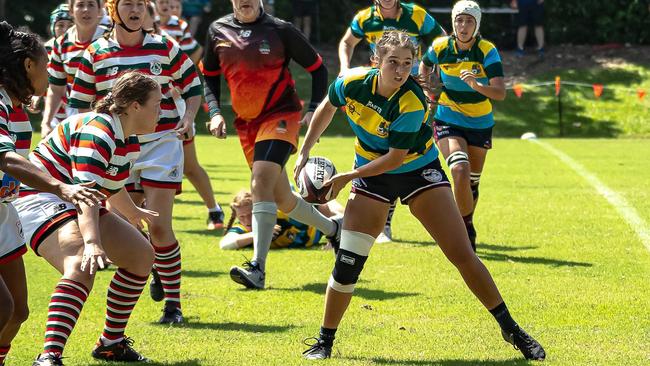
left=297, top=156, right=337, bottom=204
left=521, top=132, right=538, bottom=140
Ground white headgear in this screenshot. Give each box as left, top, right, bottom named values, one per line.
left=452, top=0, right=482, bottom=39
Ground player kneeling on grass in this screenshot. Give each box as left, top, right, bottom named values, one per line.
left=0, top=21, right=106, bottom=366
left=294, top=30, right=546, bottom=361
left=220, top=190, right=344, bottom=250
left=15, top=71, right=161, bottom=365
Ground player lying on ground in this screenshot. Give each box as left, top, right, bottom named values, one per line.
left=15, top=71, right=161, bottom=365
left=0, top=21, right=105, bottom=366
left=220, top=189, right=343, bottom=250
left=294, top=30, right=546, bottom=361
left=203, top=0, right=342, bottom=290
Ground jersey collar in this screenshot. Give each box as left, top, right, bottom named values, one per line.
left=374, top=2, right=404, bottom=22
left=371, top=70, right=401, bottom=101
left=450, top=35, right=482, bottom=54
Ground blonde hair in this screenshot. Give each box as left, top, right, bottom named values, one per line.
left=225, top=190, right=253, bottom=231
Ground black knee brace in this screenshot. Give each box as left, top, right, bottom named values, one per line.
left=329, top=249, right=368, bottom=293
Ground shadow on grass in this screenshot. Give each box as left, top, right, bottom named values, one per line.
left=172, top=321, right=296, bottom=333
left=277, top=282, right=419, bottom=301
left=348, top=356, right=529, bottom=365
left=180, top=228, right=224, bottom=236
left=182, top=270, right=225, bottom=278
left=480, top=251, right=591, bottom=267
left=89, top=359, right=202, bottom=366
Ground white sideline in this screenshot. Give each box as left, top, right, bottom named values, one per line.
left=533, top=140, right=650, bottom=253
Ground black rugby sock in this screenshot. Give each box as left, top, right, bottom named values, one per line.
left=489, top=302, right=518, bottom=333
left=319, top=327, right=337, bottom=346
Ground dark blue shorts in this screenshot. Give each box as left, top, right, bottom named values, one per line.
left=433, top=120, right=493, bottom=150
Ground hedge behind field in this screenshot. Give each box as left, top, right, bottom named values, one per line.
left=4, top=1, right=650, bottom=46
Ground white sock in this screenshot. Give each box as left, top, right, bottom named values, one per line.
left=286, top=196, right=335, bottom=237
left=252, top=202, right=277, bottom=272
left=100, top=335, right=123, bottom=346
left=208, top=205, right=223, bottom=213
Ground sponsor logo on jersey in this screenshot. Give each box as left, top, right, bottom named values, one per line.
left=421, top=168, right=443, bottom=183
left=366, top=100, right=382, bottom=114
left=149, top=60, right=162, bottom=76
left=107, top=66, right=119, bottom=77
left=346, top=103, right=360, bottom=116
left=239, top=29, right=252, bottom=38
left=107, top=165, right=119, bottom=176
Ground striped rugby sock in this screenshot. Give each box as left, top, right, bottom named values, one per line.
left=43, top=279, right=89, bottom=356
left=154, top=242, right=181, bottom=309
left=0, top=344, right=10, bottom=364
left=101, top=269, right=148, bottom=345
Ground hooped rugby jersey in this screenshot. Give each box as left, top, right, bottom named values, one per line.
left=68, top=32, right=202, bottom=133
left=45, top=37, right=68, bottom=122
left=48, top=26, right=108, bottom=120
left=228, top=210, right=322, bottom=249
left=159, top=16, right=200, bottom=56
left=0, top=88, right=33, bottom=202
left=201, top=12, right=323, bottom=123
left=350, top=2, right=444, bottom=73
left=328, top=67, right=438, bottom=174
left=422, top=36, right=504, bottom=130
left=28, top=112, right=140, bottom=197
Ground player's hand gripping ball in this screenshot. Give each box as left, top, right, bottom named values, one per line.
left=297, top=157, right=337, bottom=204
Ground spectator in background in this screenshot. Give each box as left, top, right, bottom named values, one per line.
left=292, top=0, right=318, bottom=41
left=511, top=0, right=545, bottom=58
left=182, top=0, right=211, bottom=35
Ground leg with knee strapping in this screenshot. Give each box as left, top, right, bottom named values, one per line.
left=328, top=230, right=375, bottom=293
left=470, top=172, right=481, bottom=202
left=446, top=151, right=470, bottom=170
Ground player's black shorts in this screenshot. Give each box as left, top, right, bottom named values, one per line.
left=292, top=0, right=318, bottom=17
left=253, top=139, right=293, bottom=167
left=351, top=158, right=450, bottom=205
left=516, top=2, right=544, bottom=27
left=433, top=120, right=493, bottom=150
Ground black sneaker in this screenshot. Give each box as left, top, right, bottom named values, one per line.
left=91, top=337, right=147, bottom=362
left=302, top=337, right=332, bottom=360
left=207, top=210, right=225, bottom=230
left=32, top=353, right=64, bottom=366
left=466, top=223, right=477, bottom=252
left=326, top=216, right=342, bottom=254
left=501, top=325, right=546, bottom=361
left=229, top=260, right=265, bottom=289
left=149, top=269, right=164, bottom=302
left=159, top=305, right=184, bottom=324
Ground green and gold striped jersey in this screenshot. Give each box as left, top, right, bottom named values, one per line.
left=328, top=67, right=438, bottom=174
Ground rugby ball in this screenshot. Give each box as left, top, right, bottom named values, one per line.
left=297, top=157, right=337, bottom=204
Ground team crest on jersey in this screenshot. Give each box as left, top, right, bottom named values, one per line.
left=421, top=168, right=443, bottom=183
left=239, top=29, right=252, bottom=38
left=149, top=60, right=162, bottom=76
left=376, top=121, right=388, bottom=137
left=276, top=120, right=287, bottom=133
left=259, top=40, right=271, bottom=55
left=471, top=64, right=481, bottom=75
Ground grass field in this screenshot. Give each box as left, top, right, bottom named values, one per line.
left=7, top=136, right=650, bottom=365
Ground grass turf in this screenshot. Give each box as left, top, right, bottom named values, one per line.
left=7, top=136, right=650, bottom=365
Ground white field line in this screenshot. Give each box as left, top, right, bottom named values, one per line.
left=533, top=139, right=650, bottom=253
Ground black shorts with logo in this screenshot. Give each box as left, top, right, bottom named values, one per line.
left=433, top=120, right=493, bottom=150
left=351, top=158, right=450, bottom=205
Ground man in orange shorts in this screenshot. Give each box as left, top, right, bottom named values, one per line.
left=202, top=0, right=341, bottom=290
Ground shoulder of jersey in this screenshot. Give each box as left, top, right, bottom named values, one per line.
left=477, top=38, right=498, bottom=55
left=355, top=6, right=374, bottom=23
left=214, top=13, right=235, bottom=27
left=432, top=36, right=450, bottom=52
left=342, top=67, right=373, bottom=84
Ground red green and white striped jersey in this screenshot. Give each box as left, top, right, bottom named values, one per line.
left=159, top=16, right=200, bottom=56
left=29, top=112, right=140, bottom=197
left=1, top=88, right=33, bottom=202
left=68, top=32, right=202, bottom=133
left=48, top=26, right=108, bottom=119
left=45, top=36, right=67, bottom=121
